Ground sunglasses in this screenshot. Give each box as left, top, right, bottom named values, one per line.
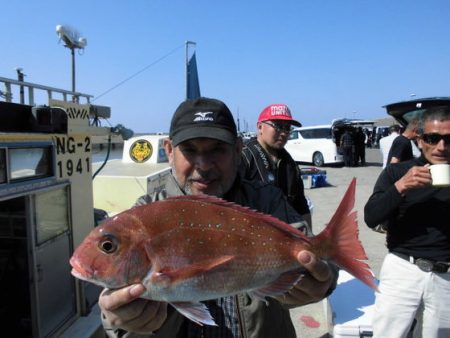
left=262, top=121, right=292, bottom=133
left=421, top=133, right=450, bottom=145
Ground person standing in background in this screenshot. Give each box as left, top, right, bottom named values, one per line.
left=379, top=124, right=401, bottom=168
left=387, top=119, right=418, bottom=164
left=355, top=127, right=366, bottom=166
left=411, top=138, right=421, bottom=158
left=240, top=103, right=312, bottom=230
left=340, top=129, right=354, bottom=167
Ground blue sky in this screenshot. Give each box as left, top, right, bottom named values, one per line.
left=1, top=1, right=450, bottom=133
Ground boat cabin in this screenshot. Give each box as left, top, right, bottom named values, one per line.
left=0, top=77, right=109, bottom=337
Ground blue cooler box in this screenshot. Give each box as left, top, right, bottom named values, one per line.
left=329, top=271, right=376, bottom=337
left=301, top=167, right=327, bottom=189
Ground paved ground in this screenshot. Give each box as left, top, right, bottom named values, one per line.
left=291, top=148, right=388, bottom=337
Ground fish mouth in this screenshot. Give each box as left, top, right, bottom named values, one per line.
left=71, top=268, right=90, bottom=282
left=69, top=256, right=93, bottom=279
left=69, top=256, right=126, bottom=289
left=70, top=268, right=113, bottom=289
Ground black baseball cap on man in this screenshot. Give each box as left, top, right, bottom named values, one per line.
left=169, top=97, right=237, bottom=146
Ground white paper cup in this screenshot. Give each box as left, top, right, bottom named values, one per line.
left=429, top=164, right=450, bottom=187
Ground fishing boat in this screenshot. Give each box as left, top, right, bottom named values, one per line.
left=0, top=76, right=109, bottom=337
left=0, top=75, right=178, bottom=337
left=0, top=40, right=203, bottom=337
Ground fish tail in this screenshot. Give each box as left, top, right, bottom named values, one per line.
left=310, top=178, right=378, bottom=290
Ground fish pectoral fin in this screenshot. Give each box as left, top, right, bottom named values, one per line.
left=153, top=255, right=235, bottom=285
left=250, top=268, right=304, bottom=301
left=170, top=301, right=217, bottom=326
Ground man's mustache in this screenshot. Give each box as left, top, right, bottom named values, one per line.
left=188, top=171, right=219, bottom=182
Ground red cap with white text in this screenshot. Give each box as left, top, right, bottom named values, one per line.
left=257, top=104, right=302, bottom=127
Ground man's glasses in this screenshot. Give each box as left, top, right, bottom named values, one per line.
left=262, top=121, right=292, bottom=133
left=421, top=133, right=450, bottom=145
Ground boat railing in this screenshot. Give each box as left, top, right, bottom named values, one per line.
left=0, top=76, right=93, bottom=106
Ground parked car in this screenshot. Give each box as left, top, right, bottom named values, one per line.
left=285, top=118, right=374, bottom=166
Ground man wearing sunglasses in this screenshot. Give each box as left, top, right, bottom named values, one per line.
left=364, top=106, right=450, bottom=338
left=240, top=104, right=312, bottom=231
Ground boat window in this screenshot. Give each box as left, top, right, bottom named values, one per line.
left=34, top=187, right=70, bottom=245
left=0, top=196, right=27, bottom=239
left=0, top=149, right=5, bottom=184
left=9, top=146, right=53, bottom=181
left=299, top=128, right=332, bottom=139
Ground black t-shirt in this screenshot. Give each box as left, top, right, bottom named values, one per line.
left=387, top=135, right=413, bottom=164
left=364, top=156, right=450, bottom=261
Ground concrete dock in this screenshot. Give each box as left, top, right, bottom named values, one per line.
left=291, top=148, right=388, bottom=337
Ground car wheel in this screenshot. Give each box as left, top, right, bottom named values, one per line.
left=312, top=152, right=324, bottom=167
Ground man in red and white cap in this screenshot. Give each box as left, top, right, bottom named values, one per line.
left=240, top=104, right=312, bottom=230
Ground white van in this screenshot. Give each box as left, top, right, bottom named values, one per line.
left=285, top=119, right=374, bottom=166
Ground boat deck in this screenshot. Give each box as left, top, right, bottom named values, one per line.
left=92, top=159, right=171, bottom=215
left=93, top=159, right=169, bottom=177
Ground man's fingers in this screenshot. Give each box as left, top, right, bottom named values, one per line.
left=297, top=251, right=331, bottom=283
left=105, top=298, right=149, bottom=327
left=99, top=284, right=146, bottom=311
left=121, top=301, right=168, bottom=334
left=277, top=274, right=329, bottom=305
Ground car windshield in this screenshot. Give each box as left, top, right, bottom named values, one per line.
left=402, top=108, right=427, bottom=124
left=300, top=128, right=332, bottom=139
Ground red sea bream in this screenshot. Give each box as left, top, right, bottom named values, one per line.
left=70, top=178, right=376, bottom=325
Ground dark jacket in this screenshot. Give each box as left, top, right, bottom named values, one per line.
left=240, top=138, right=310, bottom=221
left=364, top=156, right=450, bottom=262
left=340, top=131, right=354, bottom=148
left=104, top=173, right=318, bottom=338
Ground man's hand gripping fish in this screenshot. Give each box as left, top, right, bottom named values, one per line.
left=70, top=178, right=376, bottom=326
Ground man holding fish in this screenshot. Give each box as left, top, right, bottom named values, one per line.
left=72, top=98, right=376, bottom=337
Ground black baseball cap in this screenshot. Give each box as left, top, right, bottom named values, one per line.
left=169, top=97, right=237, bottom=146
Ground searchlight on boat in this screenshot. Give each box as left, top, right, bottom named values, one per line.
left=56, top=24, right=87, bottom=95
left=111, top=124, right=134, bottom=141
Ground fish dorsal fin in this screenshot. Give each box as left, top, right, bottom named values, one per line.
left=250, top=269, right=304, bottom=302
left=170, top=301, right=217, bottom=326
left=163, top=195, right=309, bottom=241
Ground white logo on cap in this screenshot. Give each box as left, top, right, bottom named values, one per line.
left=270, top=105, right=290, bottom=117
left=193, top=112, right=214, bottom=122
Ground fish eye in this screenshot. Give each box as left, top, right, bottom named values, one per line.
left=99, top=234, right=118, bottom=254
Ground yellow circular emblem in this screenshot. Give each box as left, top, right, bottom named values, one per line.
left=129, top=140, right=153, bottom=163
